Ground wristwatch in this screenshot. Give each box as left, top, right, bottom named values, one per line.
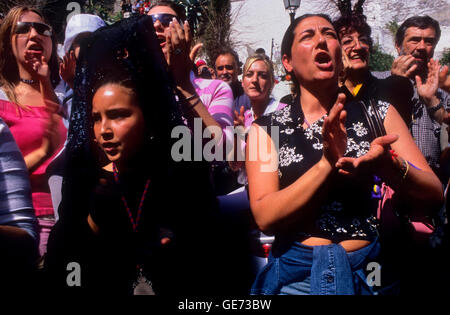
left=427, top=101, right=443, bottom=114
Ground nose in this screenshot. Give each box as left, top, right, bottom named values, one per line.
left=317, top=33, right=327, bottom=49
left=153, top=19, right=164, bottom=33
left=28, top=26, right=39, bottom=38
left=100, top=120, right=113, bottom=140
left=416, top=39, right=426, bottom=50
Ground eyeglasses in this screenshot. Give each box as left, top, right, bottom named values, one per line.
left=150, top=13, right=182, bottom=27
left=216, top=65, right=234, bottom=71
left=15, top=22, right=52, bottom=37
left=341, top=35, right=370, bottom=50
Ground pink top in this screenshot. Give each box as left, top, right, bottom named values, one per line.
left=191, top=73, right=234, bottom=147
left=0, top=100, right=67, bottom=216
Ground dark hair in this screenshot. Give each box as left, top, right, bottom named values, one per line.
left=213, top=47, right=240, bottom=69
left=149, top=0, right=186, bottom=21
left=281, top=14, right=333, bottom=60
left=395, top=15, right=441, bottom=47
left=333, top=14, right=373, bottom=50
left=280, top=14, right=333, bottom=94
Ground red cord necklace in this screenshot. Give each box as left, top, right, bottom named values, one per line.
left=112, top=163, right=150, bottom=232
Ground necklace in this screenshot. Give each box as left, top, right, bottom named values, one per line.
left=19, top=78, right=37, bottom=84
left=112, top=163, right=150, bottom=232
left=112, top=163, right=155, bottom=295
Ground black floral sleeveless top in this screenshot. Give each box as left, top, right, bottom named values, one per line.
left=254, top=98, right=390, bottom=242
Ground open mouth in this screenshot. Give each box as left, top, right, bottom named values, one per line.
left=27, top=43, right=43, bottom=54
left=102, top=142, right=119, bottom=154
left=349, top=54, right=366, bottom=61
left=314, top=52, right=333, bottom=70
left=157, top=35, right=166, bottom=47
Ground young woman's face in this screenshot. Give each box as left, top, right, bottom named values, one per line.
left=282, top=16, right=341, bottom=84
left=340, top=29, right=370, bottom=72
left=92, top=84, right=145, bottom=167
left=11, top=11, right=52, bottom=67
left=242, top=60, right=272, bottom=103
left=148, top=5, right=178, bottom=57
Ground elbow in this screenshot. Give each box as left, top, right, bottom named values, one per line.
left=251, top=204, right=277, bottom=236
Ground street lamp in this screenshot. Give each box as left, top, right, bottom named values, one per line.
left=283, top=0, right=301, bottom=25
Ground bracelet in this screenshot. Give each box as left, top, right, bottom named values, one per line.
left=427, top=101, right=443, bottom=114
left=178, top=93, right=198, bottom=102
left=185, top=97, right=201, bottom=110
left=399, top=158, right=409, bottom=180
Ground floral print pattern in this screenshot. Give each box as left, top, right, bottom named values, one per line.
left=255, top=99, right=390, bottom=241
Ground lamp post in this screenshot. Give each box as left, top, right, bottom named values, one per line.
left=283, top=0, right=301, bottom=25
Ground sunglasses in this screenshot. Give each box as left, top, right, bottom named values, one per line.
left=216, top=65, right=234, bottom=71
left=150, top=13, right=182, bottom=27
left=15, top=21, right=52, bottom=37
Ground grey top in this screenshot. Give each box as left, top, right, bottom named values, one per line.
left=0, top=118, right=38, bottom=242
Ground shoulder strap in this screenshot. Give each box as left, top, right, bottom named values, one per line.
left=369, top=99, right=386, bottom=137
left=359, top=99, right=386, bottom=139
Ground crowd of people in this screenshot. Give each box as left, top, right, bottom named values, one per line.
left=0, top=0, right=449, bottom=296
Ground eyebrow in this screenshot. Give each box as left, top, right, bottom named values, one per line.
left=299, top=26, right=336, bottom=34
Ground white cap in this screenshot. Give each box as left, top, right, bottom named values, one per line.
left=63, top=14, right=106, bottom=54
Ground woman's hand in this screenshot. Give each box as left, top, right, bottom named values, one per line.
left=336, top=134, right=399, bottom=177
left=339, top=48, right=352, bottom=86
left=166, top=18, right=193, bottom=87
left=234, top=106, right=245, bottom=127
left=40, top=99, right=62, bottom=158
left=59, top=50, right=77, bottom=89
left=322, top=93, right=347, bottom=167
left=25, top=53, right=50, bottom=83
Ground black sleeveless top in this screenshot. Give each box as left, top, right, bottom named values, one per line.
left=254, top=98, right=390, bottom=242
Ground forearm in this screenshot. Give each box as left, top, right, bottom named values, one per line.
left=39, top=77, right=60, bottom=105
left=423, top=95, right=446, bottom=124
left=382, top=157, right=443, bottom=215
left=250, top=157, right=333, bottom=234
left=24, top=147, right=48, bottom=173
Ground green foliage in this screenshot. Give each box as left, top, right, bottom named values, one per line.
left=174, top=0, right=209, bottom=35
left=386, top=19, right=399, bottom=36
left=369, top=44, right=394, bottom=71
left=196, top=0, right=233, bottom=65
left=441, top=48, right=450, bottom=67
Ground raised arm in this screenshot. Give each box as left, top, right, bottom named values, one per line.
left=336, top=104, right=443, bottom=215
left=246, top=96, right=347, bottom=234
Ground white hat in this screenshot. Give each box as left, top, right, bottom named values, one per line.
left=63, top=14, right=106, bottom=54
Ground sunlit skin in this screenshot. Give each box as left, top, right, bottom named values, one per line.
left=242, top=60, right=272, bottom=107
left=148, top=5, right=178, bottom=58
left=215, top=53, right=238, bottom=84
left=282, top=16, right=342, bottom=90
left=396, top=26, right=436, bottom=72
left=92, top=84, right=145, bottom=170
left=11, top=11, right=52, bottom=74
left=340, top=30, right=370, bottom=72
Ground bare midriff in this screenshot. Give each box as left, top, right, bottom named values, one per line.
left=301, top=237, right=371, bottom=252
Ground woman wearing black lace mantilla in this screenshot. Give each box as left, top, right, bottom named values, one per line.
left=246, top=14, right=443, bottom=295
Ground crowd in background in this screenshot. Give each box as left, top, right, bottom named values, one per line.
left=0, top=0, right=449, bottom=296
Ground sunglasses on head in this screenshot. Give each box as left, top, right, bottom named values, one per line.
left=216, top=65, right=234, bottom=71
left=15, top=21, right=52, bottom=37
left=150, top=13, right=182, bottom=27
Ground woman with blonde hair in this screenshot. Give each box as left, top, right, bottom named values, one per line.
left=0, top=6, right=66, bottom=259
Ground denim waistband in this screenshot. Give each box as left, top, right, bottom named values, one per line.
left=251, top=238, right=380, bottom=295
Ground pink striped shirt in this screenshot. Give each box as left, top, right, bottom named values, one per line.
left=191, top=73, right=234, bottom=147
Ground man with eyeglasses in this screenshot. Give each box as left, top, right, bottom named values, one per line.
left=214, top=48, right=251, bottom=113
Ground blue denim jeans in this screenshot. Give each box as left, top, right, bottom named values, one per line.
left=251, top=239, right=382, bottom=295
